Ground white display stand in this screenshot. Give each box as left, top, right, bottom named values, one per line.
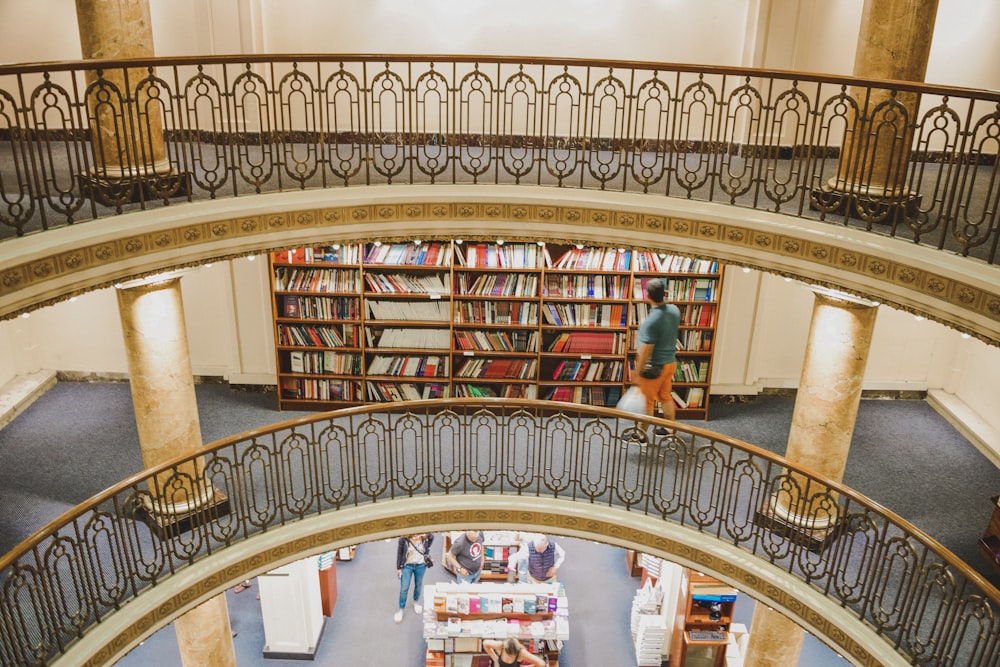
left=259, top=556, right=326, bottom=659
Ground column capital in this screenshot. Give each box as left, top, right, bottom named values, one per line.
left=808, top=284, right=881, bottom=309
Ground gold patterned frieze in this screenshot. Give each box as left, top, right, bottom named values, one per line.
left=1, top=194, right=998, bottom=349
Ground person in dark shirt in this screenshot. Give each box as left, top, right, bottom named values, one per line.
left=446, top=529, right=485, bottom=583
left=508, top=534, right=565, bottom=584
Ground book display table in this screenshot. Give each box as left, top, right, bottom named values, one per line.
left=422, top=582, right=568, bottom=666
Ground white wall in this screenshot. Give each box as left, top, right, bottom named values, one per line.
left=4, top=0, right=998, bottom=93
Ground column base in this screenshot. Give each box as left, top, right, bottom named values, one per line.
left=133, top=488, right=231, bottom=539
left=753, top=500, right=842, bottom=553
left=809, top=186, right=922, bottom=223
left=262, top=617, right=327, bottom=660
left=78, top=170, right=192, bottom=207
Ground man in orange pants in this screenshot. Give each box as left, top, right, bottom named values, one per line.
left=634, top=278, right=681, bottom=435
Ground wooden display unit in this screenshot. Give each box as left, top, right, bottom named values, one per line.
left=442, top=531, right=521, bottom=581
left=269, top=241, right=724, bottom=418
left=422, top=581, right=567, bottom=667
left=979, top=495, right=1000, bottom=575
left=669, top=570, right=737, bottom=667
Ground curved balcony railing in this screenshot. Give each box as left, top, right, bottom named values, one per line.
left=1, top=55, right=999, bottom=265
left=0, top=400, right=997, bottom=667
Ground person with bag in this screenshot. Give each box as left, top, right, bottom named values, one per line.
left=395, top=533, right=434, bottom=623
left=634, top=277, right=681, bottom=436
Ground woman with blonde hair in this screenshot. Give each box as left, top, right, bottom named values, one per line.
left=483, top=637, right=545, bottom=666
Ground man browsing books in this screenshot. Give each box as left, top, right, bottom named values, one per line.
left=507, top=535, right=565, bottom=584
left=446, top=529, right=485, bottom=583
left=635, top=278, right=681, bottom=434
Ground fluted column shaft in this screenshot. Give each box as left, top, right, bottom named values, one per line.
left=74, top=0, right=169, bottom=177
left=116, top=276, right=235, bottom=667
left=744, top=289, right=878, bottom=667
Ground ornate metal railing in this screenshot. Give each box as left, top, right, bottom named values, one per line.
left=1, top=55, right=999, bottom=264
left=0, top=400, right=997, bottom=667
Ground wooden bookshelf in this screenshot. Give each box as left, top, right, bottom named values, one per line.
left=269, top=241, right=724, bottom=417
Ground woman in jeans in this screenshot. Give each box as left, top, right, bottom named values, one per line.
left=395, top=533, right=434, bottom=623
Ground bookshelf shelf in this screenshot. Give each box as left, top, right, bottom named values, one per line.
left=269, top=241, right=723, bottom=416
left=669, top=569, right=738, bottom=667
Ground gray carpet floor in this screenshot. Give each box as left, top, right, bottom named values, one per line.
left=2, top=383, right=999, bottom=666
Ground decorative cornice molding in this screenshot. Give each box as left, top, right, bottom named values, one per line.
left=2, top=188, right=998, bottom=347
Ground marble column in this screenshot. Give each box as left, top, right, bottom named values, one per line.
left=116, top=275, right=236, bottom=667
left=742, top=606, right=805, bottom=667
left=115, top=276, right=202, bottom=476
left=173, top=596, right=238, bottom=667
left=744, top=288, right=878, bottom=667
left=831, top=0, right=939, bottom=201
left=74, top=0, right=170, bottom=178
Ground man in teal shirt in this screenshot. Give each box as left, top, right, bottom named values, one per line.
left=635, top=278, right=681, bottom=432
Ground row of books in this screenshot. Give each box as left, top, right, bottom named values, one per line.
left=367, top=354, right=448, bottom=377
left=679, top=329, right=713, bottom=352
left=542, top=273, right=630, bottom=299
left=454, top=272, right=540, bottom=297
left=365, top=242, right=451, bottom=266
left=454, top=300, right=538, bottom=325
left=631, top=302, right=717, bottom=327
left=455, top=242, right=544, bottom=269
left=281, top=295, right=360, bottom=320
left=671, top=386, right=705, bottom=409
left=633, top=276, right=716, bottom=302
left=551, top=246, right=631, bottom=271
left=364, top=272, right=450, bottom=294
left=367, top=299, right=450, bottom=321
left=541, top=303, right=628, bottom=327
left=287, top=351, right=362, bottom=375
left=274, top=267, right=360, bottom=292
left=275, top=244, right=363, bottom=265
left=550, top=360, right=624, bottom=382
left=450, top=384, right=537, bottom=399
left=274, top=246, right=719, bottom=276
left=547, top=331, right=625, bottom=354
left=544, top=385, right=623, bottom=407
left=366, top=382, right=449, bottom=402
left=454, top=330, right=538, bottom=353
left=631, top=251, right=719, bottom=274
left=370, top=327, right=451, bottom=349
left=675, top=359, right=710, bottom=383
left=454, top=358, right=537, bottom=380
left=277, top=324, right=355, bottom=348
left=438, top=591, right=559, bottom=616
left=279, top=378, right=362, bottom=401
left=427, top=616, right=568, bottom=641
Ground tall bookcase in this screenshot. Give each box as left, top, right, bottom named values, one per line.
left=269, top=240, right=723, bottom=418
